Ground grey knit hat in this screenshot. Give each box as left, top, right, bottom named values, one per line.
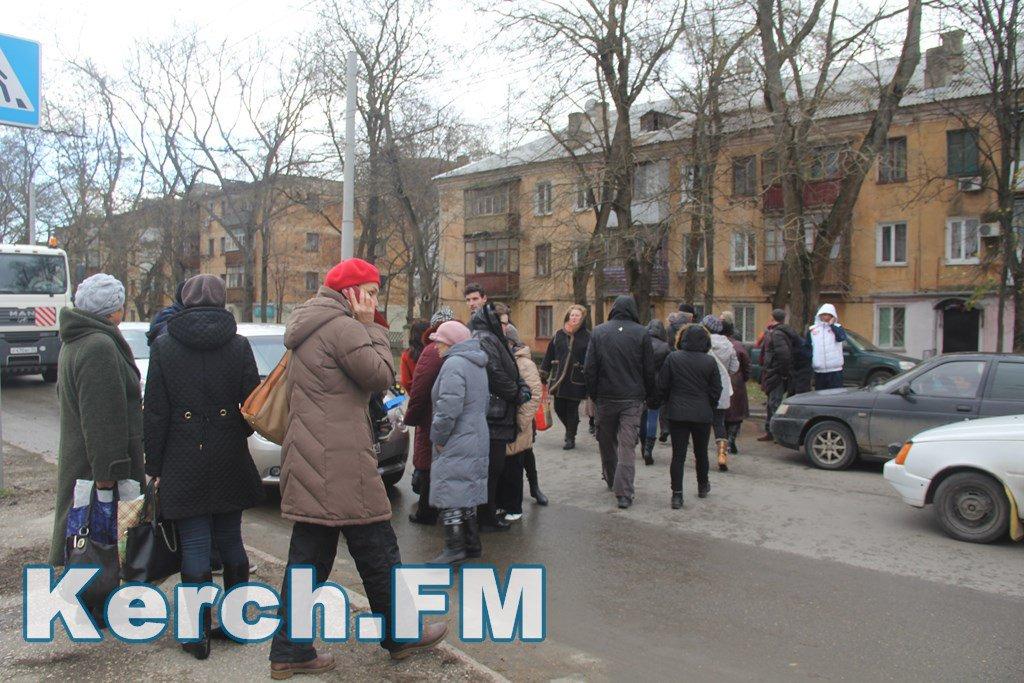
left=701, top=314, right=723, bottom=334
left=181, top=274, right=226, bottom=308
left=74, top=273, right=125, bottom=317
left=430, top=305, right=455, bottom=327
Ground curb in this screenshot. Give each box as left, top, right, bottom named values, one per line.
left=245, top=545, right=511, bottom=683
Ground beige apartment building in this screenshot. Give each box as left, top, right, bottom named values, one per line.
left=435, top=34, right=1021, bottom=359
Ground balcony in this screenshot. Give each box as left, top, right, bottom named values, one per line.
left=226, top=287, right=247, bottom=305
left=601, top=260, right=669, bottom=298
left=464, top=272, right=519, bottom=298
left=759, top=254, right=851, bottom=295
left=762, top=179, right=843, bottom=213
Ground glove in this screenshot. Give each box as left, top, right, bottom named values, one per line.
left=517, top=385, right=533, bottom=406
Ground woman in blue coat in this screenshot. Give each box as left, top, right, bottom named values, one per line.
left=429, top=321, right=491, bottom=564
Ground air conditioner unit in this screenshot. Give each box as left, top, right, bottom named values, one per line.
left=957, top=176, right=983, bottom=192
left=979, top=222, right=1001, bottom=238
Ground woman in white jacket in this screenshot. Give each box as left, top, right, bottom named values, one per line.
left=701, top=316, right=739, bottom=471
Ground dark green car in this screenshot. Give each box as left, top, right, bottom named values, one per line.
left=748, top=329, right=919, bottom=387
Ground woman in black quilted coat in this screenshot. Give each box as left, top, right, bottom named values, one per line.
left=143, top=274, right=262, bottom=659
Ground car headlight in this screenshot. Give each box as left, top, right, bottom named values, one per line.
left=775, top=403, right=789, bottom=416
left=898, top=361, right=915, bottom=371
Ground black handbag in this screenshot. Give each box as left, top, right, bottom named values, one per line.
left=121, top=482, right=181, bottom=583
left=65, top=485, right=121, bottom=613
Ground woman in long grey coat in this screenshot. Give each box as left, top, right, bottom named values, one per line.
left=428, top=321, right=490, bottom=565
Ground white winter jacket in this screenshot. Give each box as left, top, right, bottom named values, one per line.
left=708, top=334, right=738, bottom=410
left=808, top=304, right=847, bottom=373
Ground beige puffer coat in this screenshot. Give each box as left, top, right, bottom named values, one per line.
left=280, top=287, right=395, bottom=526
left=507, top=345, right=542, bottom=456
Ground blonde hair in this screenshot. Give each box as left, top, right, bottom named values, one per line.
left=565, top=304, right=588, bottom=322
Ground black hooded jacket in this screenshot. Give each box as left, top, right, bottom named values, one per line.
left=646, top=320, right=672, bottom=373
left=469, top=303, right=527, bottom=443
left=657, top=325, right=722, bottom=423
left=583, top=296, right=656, bottom=402
left=143, top=306, right=264, bottom=520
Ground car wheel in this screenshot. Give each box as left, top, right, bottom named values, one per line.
left=933, top=472, right=1009, bottom=544
left=864, top=369, right=894, bottom=387
left=803, top=420, right=858, bottom=470
left=43, top=367, right=58, bottom=384
left=382, top=471, right=404, bottom=488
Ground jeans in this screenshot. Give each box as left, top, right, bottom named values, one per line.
left=269, top=520, right=401, bottom=662
left=176, top=511, right=248, bottom=577
left=668, top=420, right=711, bottom=492
left=595, top=400, right=643, bottom=499
left=553, top=397, right=581, bottom=440
left=498, top=450, right=527, bottom=515
left=712, top=408, right=727, bottom=440
left=640, top=408, right=661, bottom=440
left=478, top=440, right=508, bottom=524
left=765, top=384, right=786, bottom=433
left=815, top=371, right=844, bottom=390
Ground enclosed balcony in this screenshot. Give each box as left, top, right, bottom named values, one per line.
left=464, top=234, right=520, bottom=298
left=601, top=257, right=669, bottom=298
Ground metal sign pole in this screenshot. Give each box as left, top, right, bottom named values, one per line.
left=341, top=51, right=356, bottom=261
left=27, top=167, right=35, bottom=245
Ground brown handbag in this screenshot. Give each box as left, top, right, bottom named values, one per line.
left=241, top=350, right=291, bottom=444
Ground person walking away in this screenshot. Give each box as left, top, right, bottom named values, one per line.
left=49, top=274, right=145, bottom=625
left=641, top=319, right=671, bottom=465
left=143, top=274, right=264, bottom=659
left=539, top=304, right=590, bottom=452
left=721, top=319, right=750, bottom=454
left=668, top=309, right=695, bottom=349
left=403, top=307, right=455, bottom=526
left=584, top=295, right=656, bottom=509
left=658, top=325, right=722, bottom=509
left=270, top=259, right=447, bottom=676
left=146, top=280, right=186, bottom=346
left=701, top=316, right=738, bottom=471
left=808, top=303, right=847, bottom=390
left=758, top=309, right=795, bottom=442
left=426, top=321, right=490, bottom=564
left=499, top=322, right=542, bottom=521
left=399, top=320, right=431, bottom=393
left=469, top=302, right=530, bottom=531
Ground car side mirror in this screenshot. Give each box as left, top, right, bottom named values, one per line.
left=894, top=384, right=912, bottom=398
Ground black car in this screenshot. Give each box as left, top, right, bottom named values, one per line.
left=770, top=353, right=1024, bottom=470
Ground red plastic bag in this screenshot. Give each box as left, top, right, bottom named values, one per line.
left=535, top=385, right=553, bottom=431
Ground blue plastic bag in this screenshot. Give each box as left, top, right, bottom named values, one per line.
left=66, top=485, right=117, bottom=546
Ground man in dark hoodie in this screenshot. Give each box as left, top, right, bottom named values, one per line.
left=146, top=280, right=187, bottom=346
left=583, top=296, right=656, bottom=509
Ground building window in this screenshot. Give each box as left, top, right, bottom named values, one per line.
left=731, top=231, right=757, bottom=271
left=808, top=145, right=843, bottom=180
left=761, top=154, right=779, bottom=187
left=733, top=305, right=756, bottom=343
left=226, top=266, right=244, bottom=289
left=207, top=238, right=215, bottom=257
left=879, top=137, right=908, bottom=183
left=682, top=232, right=706, bottom=272
left=534, top=181, right=553, bottom=216
left=946, top=217, right=980, bottom=264
left=574, top=181, right=594, bottom=211
left=877, top=305, right=906, bottom=348
left=803, top=214, right=842, bottom=260
left=223, top=228, right=244, bottom=253
left=877, top=222, right=908, bottom=265
left=680, top=164, right=700, bottom=203
left=305, top=232, right=320, bottom=252
left=765, top=218, right=785, bottom=262
left=305, top=271, right=319, bottom=292
left=466, top=185, right=509, bottom=217
left=219, top=237, right=226, bottom=254
left=535, top=305, right=553, bottom=339
left=464, top=237, right=519, bottom=274
left=535, top=243, right=551, bottom=277
left=732, top=156, right=757, bottom=196
left=947, top=129, right=980, bottom=177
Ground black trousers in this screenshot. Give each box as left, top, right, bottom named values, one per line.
left=668, top=420, right=712, bottom=492
left=553, top=397, right=581, bottom=440
left=815, top=371, right=844, bottom=390
left=412, top=468, right=438, bottom=522
left=478, top=439, right=508, bottom=523
left=712, top=408, right=727, bottom=440
left=523, top=449, right=538, bottom=486
left=498, top=450, right=527, bottom=515
left=269, top=520, right=401, bottom=662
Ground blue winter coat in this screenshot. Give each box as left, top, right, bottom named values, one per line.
left=429, top=338, right=490, bottom=509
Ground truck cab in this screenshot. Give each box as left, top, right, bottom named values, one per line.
left=0, top=244, right=71, bottom=383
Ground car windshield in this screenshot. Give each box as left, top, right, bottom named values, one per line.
left=844, top=329, right=878, bottom=352
left=121, top=329, right=150, bottom=360
left=0, top=254, right=68, bottom=295
left=249, top=335, right=287, bottom=376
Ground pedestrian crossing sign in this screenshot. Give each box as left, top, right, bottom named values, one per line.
left=0, top=33, right=40, bottom=129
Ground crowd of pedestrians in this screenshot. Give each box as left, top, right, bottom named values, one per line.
left=49, top=260, right=846, bottom=674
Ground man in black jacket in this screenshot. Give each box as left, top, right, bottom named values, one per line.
left=469, top=302, right=530, bottom=530
left=583, top=296, right=656, bottom=509
left=758, top=309, right=806, bottom=441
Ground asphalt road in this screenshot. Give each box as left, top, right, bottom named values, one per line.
left=3, top=375, right=1023, bottom=681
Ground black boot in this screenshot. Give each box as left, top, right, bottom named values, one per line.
left=525, top=458, right=549, bottom=506
left=588, top=418, right=596, bottom=436
left=211, top=564, right=249, bottom=640
left=464, top=509, right=482, bottom=559
left=181, top=572, right=212, bottom=660
left=727, top=423, right=740, bottom=454
left=642, top=438, right=655, bottom=466
left=432, top=509, right=467, bottom=565
left=671, top=492, right=684, bottom=509
left=563, top=436, right=575, bottom=450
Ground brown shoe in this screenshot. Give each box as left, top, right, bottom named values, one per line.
left=757, top=433, right=774, bottom=442
left=270, top=654, right=336, bottom=680
left=717, top=439, right=729, bottom=472
left=389, top=621, right=449, bottom=661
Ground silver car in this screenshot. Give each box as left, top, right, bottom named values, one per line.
left=121, top=322, right=410, bottom=488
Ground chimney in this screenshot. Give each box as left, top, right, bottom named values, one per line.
left=586, top=99, right=609, bottom=131
left=924, top=29, right=967, bottom=89
left=455, top=154, right=469, bottom=167
left=567, top=112, right=587, bottom=137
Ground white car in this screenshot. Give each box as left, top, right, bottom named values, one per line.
left=120, top=321, right=409, bottom=488
left=883, top=414, right=1024, bottom=543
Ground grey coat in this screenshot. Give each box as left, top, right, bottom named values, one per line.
left=429, top=338, right=490, bottom=509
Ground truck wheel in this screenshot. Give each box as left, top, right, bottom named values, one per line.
left=803, top=420, right=858, bottom=470
left=864, top=369, right=894, bottom=387
left=933, top=472, right=1009, bottom=544
left=43, top=367, right=58, bottom=384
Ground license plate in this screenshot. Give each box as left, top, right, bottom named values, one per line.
left=9, top=346, right=38, bottom=355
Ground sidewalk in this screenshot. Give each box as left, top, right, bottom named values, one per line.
left=0, top=443, right=500, bottom=682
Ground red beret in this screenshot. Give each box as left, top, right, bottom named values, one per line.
left=324, top=258, right=380, bottom=292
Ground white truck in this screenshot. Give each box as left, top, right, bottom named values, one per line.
left=0, top=243, right=71, bottom=383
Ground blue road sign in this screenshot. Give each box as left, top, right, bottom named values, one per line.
left=0, top=33, right=41, bottom=128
